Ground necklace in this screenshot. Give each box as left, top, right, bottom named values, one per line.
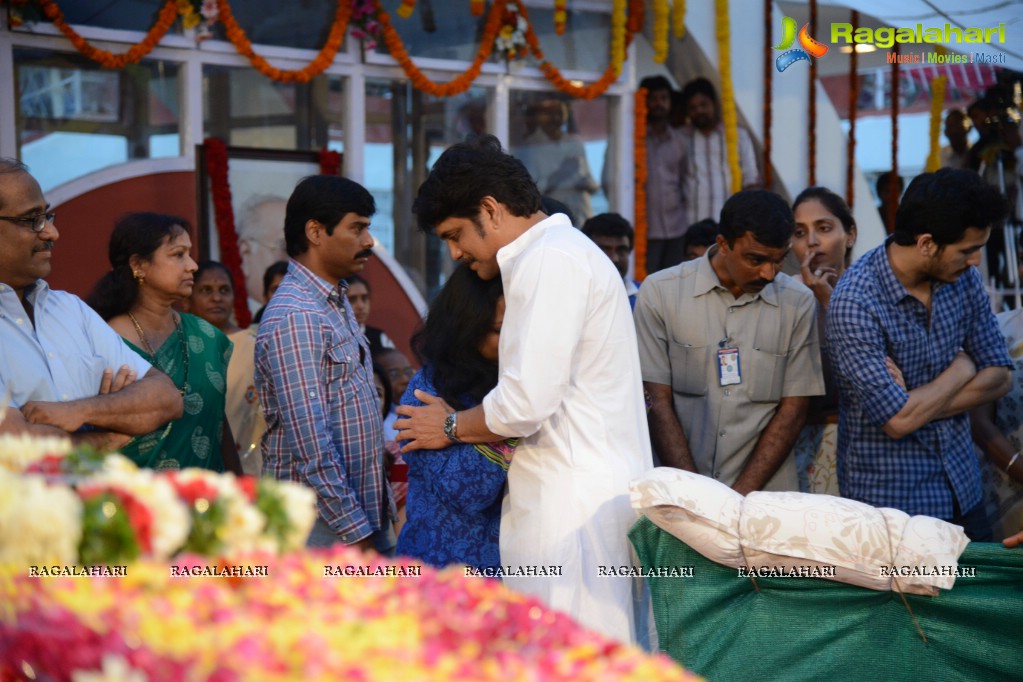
left=127, top=311, right=189, bottom=396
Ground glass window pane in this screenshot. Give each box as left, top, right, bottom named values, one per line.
left=509, top=90, right=611, bottom=224
left=15, top=49, right=180, bottom=192
left=21, top=0, right=186, bottom=34
left=203, top=66, right=345, bottom=152
left=365, top=79, right=490, bottom=299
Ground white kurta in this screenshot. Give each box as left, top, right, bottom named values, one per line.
left=482, top=213, right=653, bottom=644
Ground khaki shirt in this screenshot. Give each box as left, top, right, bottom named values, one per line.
left=634, top=246, right=825, bottom=490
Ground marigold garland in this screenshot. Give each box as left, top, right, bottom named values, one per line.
left=397, top=0, right=416, bottom=19
left=377, top=0, right=502, bottom=98
left=846, top=9, right=858, bottom=207
left=203, top=138, right=251, bottom=329
left=808, top=0, right=818, bottom=186
left=762, top=0, right=772, bottom=189
left=39, top=0, right=179, bottom=69
left=216, top=0, right=349, bottom=84
left=470, top=0, right=484, bottom=17
left=925, top=76, right=947, bottom=173
left=634, top=88, right=649, bottom=282
left=715, top=0, right=742, bottom=194
left=554, top=0, right=567, bottom=36
left=610, top=0, right=627, bottom=78
left=652, top=0, right=669, bottom=64
left=672, top=0, right=686, bottom=39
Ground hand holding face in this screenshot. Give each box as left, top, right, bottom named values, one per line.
left=799, top=251, right=839, bottom=308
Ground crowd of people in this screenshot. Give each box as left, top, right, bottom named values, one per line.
left=2, top=83, right=1022, bottom=648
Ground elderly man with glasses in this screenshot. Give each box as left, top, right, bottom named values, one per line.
left=0, top=158, right=183, bottom=446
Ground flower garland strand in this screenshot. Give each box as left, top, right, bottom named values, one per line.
left=203, top=138, right=251, bottom=328
left=672, top=0, right=686, bottom=39
left=762, top=0, right=772, bottom=189
left=889, top=43, right=900, bottom=233
left=808, top=0, right=818, bottom=185
left=377, top=0, right=502, bottom=98
left=554, top=0, right=567, bottom=36
left=39, top=0, right=179, bottom=69
left=520, top=0, right=641, bottom=100
left=610, top=0, right=627, bottom=77
left=925, top=76, right=947, bottom=173
left=319, top=148, right=343, bottom=175
left=846, top=9, right=858, bottom=208
left=471, top=0, right=484, bottom=17
left=216, top=0, right=349, bottom=83
left=634, top=88, right=649, bottom=282
left=715, top=0, right=742, bottom=194
left=652, top=0, right=669, bottom=64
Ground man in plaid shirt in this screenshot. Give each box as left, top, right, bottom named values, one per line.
left=827, top=169, right=1013, bottom=540
left=255, top=176, right=395, bottom=553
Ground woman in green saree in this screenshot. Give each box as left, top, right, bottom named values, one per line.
left=87, top=213, right=242, bottom=474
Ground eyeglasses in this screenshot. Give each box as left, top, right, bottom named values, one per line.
left=0, top=212, right=56, bottom=233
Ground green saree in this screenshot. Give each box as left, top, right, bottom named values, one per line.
left=121, top=313, right=232, bottom=471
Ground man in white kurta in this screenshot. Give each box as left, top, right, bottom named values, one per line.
left=396, top=136, right=652, bottom=645
left=484, top=212, right=651, bottom=643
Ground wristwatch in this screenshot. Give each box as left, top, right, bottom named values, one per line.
left=443, top=411, right=461, bottom=443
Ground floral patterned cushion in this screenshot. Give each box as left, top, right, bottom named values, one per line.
left=630, top=468, right=970, bottom=595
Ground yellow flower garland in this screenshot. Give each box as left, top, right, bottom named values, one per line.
left=653, top=0, right=669, bottom=64
left=673, top=0, right=686, bottom=39
left=715, top=0, right=742, bottom=194
left=610, top=0, right=627, bottom=77
left=925, top=76, right=948, bottom=173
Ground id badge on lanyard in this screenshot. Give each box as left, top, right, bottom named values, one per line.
left=717, top=336, right=741, bottom=386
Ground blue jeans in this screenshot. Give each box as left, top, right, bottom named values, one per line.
left=306, top=517, right=397, bottom=557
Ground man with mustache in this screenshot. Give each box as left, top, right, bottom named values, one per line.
left=827, top=169, right=1013, bottom=540
left=635, top=190, right=823, bottom=492
left=679, top=77, right=759, bottom=227
left=0, top=158, right=183, bottom=445
left=255, top=175, right=395, bottom=554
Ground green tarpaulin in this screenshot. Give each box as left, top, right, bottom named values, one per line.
left=629, top=516, right=1023, bottom=682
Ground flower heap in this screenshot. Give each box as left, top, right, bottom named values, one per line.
left=0, top=545, right=702, bottom=681
left=350, top=0, right=383, bottom=51
left=0, top=435, right=317, bottom=568
left=496, top=5, right=529, bottom=63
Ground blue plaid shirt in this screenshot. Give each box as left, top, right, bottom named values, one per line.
left=255, top=260, right=393, bottom=543
left=826, top=241, right=1011, bottom=518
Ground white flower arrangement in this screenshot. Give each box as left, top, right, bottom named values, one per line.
left=0, top=433, right=72, bottom=473
left=0, top=469, right=82, bottom=566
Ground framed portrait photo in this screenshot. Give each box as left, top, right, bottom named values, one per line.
left=196, top=146, right=323, bottom=314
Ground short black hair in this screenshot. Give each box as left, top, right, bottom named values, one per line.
left=540, top=195, right=575, bottom=227
left=195, top=260, right=233, bottom=285
left=262, top=260, right=289, bottom=298
left=792, top=186, right=855, bottom=234
left=875, top=170, right=903, bottom=197
left=347, top=274, right=370, bottom=293
left=581, top=212, right=634, bottom=250
left=893, top=168, right=1008, bottom=246
left=639, top=75, right=672, bottom=94
left=683, top=219, right=719, bottom=249
left=284, top=175, right=375, bottom=258
left=681, top=77, right=719, bottom=111
left=718, top=190, right=794, bottom=249
left=413, top=135, right=541, bottom=233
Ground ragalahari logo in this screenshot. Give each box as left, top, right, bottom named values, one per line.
left=773, top=16, right=828, bottom=72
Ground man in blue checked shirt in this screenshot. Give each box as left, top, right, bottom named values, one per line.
left=255, top=175, right=395, bottom=554
left=827, top=169, right=1013, bottom=541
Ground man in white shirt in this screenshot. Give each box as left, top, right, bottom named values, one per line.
left=0, top=158, right=183, bottom=444
left=395, top=135, right=652, bottom=646
left=679, top=77, right=759, bottom=226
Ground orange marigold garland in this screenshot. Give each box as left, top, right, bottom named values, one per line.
left=554, top=0, right=567, bottom=35
left=216, top=0, right=349, bottom=83
left=378, top=0, right=502, bottom=97
left=39, top=0, right=179, bottom=69
left=634, top=88, right=649, bottom=281
left=470, top=0, right=484, bottom=17
left=397, top=0, right=416, bottom=19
